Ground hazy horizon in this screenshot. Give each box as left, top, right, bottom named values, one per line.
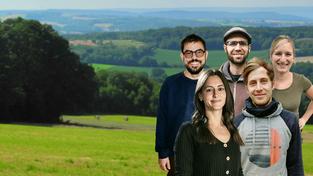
left=1, top=0, right=313, bottom=10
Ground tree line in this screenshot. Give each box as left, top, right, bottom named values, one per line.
left=66, top=26, right=313, bottom=53
left=66, top=26, right=313, bottom=66
left=0, top=18, right=162, bottom=122
left=72, top=43, right=159, bottom=67
left=1, top=18, right=313, bottom=123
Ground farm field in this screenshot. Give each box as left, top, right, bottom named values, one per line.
left=91, top=49, right=269, bottom=76
left=297, top=56, right=313, bottom=63
left=91, top=63, right=183, bottom=76
left=0, top=115, right=312, bottom=175
left=154, top=49, right=268, bottom=68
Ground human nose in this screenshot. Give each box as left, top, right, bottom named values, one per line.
left=234, top=43, right=242, bottom=50
left=212, top=89, right=217, bottom=97
left=255, top=82, right=262, bottom=91
left=191, top=52, right=197, bottom=59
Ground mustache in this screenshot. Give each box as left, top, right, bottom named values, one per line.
left=188, top=59, right=201, bottom=64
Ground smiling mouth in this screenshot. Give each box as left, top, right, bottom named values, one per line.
left=277, top=63, right=290, bottom=66
left=189, top=61, right=200, bottom=67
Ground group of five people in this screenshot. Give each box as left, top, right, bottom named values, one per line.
left=155, top=27, right=312, bottom=175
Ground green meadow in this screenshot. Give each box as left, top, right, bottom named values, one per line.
left=101, top=40, right=145, bottom=48
left=92, top=49, right=269, bottom=76
left=154, top=49, right=268, bottom=68
left=91, top=63, right=183, bottom=77
left=0, top=115, right=312, bottom=175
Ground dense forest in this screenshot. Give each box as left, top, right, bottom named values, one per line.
left=1, top=18, right=313, bottom=123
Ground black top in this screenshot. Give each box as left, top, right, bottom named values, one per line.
left=175, top=122, right=243, bottom=176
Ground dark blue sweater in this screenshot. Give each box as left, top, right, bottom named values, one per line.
left=155, top=72, right=197, bottom=158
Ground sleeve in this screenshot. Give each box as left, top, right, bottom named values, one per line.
left=300, top=74, right=312, bottom=92
left=286, top=115, right=304, bottom=176
left=155, top=80, right=170, bottom=158
left=174, top=123, right=195, bottom=176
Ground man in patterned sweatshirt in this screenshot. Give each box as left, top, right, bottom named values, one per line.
left=234, top=57, right=304, bottom=176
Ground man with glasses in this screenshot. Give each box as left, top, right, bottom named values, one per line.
left=220, top=26, right=252, bottom=116
left=155, top=34, right=208, bottom=175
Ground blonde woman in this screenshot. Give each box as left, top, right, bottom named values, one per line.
left=270, top=35, right=313, bottom=129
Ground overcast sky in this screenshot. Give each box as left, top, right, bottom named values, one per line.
left=0, top=0, right=313, bottom=10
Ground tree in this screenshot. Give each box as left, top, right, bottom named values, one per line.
left=96, top=70, right=159, bottom=115
left=151, top=68, right=167, bottom=82
left=0, top=17, right=98, bottom=122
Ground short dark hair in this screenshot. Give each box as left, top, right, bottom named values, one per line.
left=181, top=34, right=206, bottom=52
left=243, top=57, right=274, bottom=85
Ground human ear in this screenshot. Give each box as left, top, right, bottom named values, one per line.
left=198, top=94, right=203, bottom=101
left=180, top=52, right=184, bottom=63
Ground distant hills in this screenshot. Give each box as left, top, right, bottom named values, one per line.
left=0, top=7, right=313, bottom=34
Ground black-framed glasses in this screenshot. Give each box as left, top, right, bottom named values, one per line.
left=183, top=49, right=205, bottom=58
left=225, top=41, right=249, bottom=47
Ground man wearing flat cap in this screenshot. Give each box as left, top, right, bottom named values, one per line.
left=220, top=26, right=252, bottom=117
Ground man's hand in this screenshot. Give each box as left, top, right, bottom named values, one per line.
left=158, top=157, right=171, bottom=171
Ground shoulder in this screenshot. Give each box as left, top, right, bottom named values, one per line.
left=165, top=72, right=184, bottom=82
left=279, top=109, right=298, bottom=129
left=233, top=113, right=246, bottom=127
left=163, top=72, right=194, bottom=86
left=293, top=72, right=312, bottom=86
left=177, top=122, right=197, bottom=137
left=160, top=72, right=183, bottom=89
left=178, top=122, right=196, bottom=133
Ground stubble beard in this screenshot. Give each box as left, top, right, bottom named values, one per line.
left=228, top=54, right=247, bottom=66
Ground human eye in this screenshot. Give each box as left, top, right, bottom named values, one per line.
left=227, top=41, right=237, bottom=47
left=285, top=52, right=293, bottom=57
left=195, top=49, right=204, bottom=57
left=239, top=41, right=248, bottom=46
left=260, top=78, right=269, bottom=84
left=217, top=87, right=225, bottom=92
left=249, top=80, right=257, bottom=86
left=183, top=50, right=193, bottom=58
left=205, top=87, right=214, bottom=93
left=274, top=51, right=282, bottom=56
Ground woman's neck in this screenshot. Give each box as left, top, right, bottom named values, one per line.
left=206, top=110, right=224, bottom=127
left=274, top=71, right=291, bottom=80
left=274, top=71, right=293, bottom=89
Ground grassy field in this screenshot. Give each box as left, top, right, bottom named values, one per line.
left=101, top=40, right=145, bottom=48
left=91, top=63, right=183, bottom=76
left=0, top=115, right=312, bottom=175
left=154, top=48, right=269, bottom=68
left=0, top=115, right=163, bottom=176
left=91, top=49, right=269, bottom=76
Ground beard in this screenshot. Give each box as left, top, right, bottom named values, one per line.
left=227, top=52, right=249, bottom=66
left=185, top=59, right=205, bottom=75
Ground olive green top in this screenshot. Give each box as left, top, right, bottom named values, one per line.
left=273, top=73, right=311, bottom=118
